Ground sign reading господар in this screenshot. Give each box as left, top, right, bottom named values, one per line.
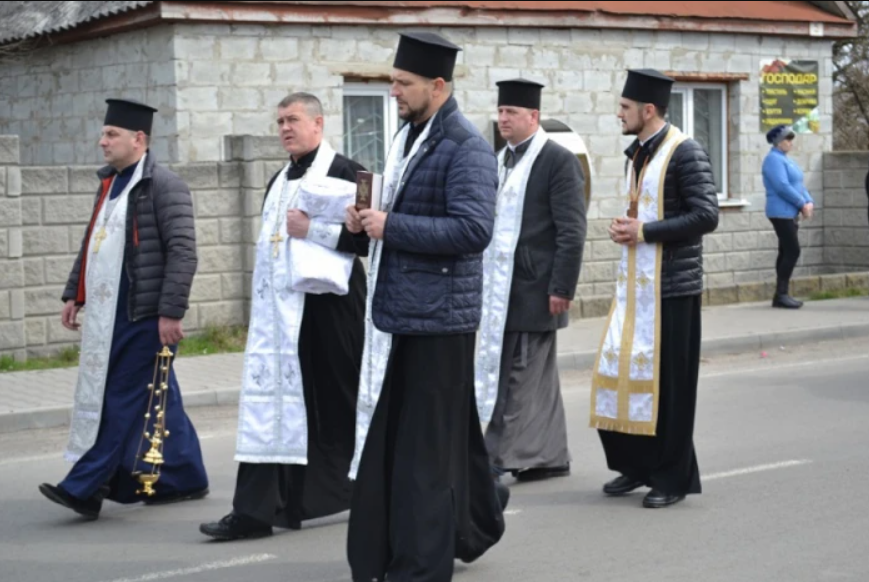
left=760, top=59, right=820, bottom=134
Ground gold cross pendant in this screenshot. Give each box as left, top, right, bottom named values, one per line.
left=270, top=233, right=284, bottom=258
left=92, top=227, right=108, bottom=254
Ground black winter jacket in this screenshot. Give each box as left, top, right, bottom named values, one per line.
left=629, top=125, right=719, bottom=298
left=63, top=153, right=197, bottom=321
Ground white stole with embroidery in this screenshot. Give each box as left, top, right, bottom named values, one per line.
left=589, top=126, right=687, bottom=436
left=235, top=142, right=336, bottom=464
left=474, top=128, right=549, bottom=423
left=65, top=155, right=146, bottom=462
left=348, top=116, right=436, bottom=479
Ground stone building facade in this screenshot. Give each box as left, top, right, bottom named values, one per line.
left=1, top=1, right=866, bottom=358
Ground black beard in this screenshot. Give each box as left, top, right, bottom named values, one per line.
left=401, top=97, right=431, bottom=125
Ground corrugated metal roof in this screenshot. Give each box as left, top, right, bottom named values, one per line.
left=0, top=1, right=854, bottom=45
left=239, top=1, right=855, bottom=23
left=0, top=1, right=153, bottom=44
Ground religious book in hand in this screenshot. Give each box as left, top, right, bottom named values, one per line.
left=356, top=171, right=382, bottom=211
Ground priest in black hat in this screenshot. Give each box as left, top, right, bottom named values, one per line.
left=590, top=69, right=719, bottom=509
left=39, top=98, right=208, bottom=520
left=345, top=30, right=508, bottom=581
left=476, top=78, right=586, bottom=486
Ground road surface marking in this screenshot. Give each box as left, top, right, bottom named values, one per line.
left=99, top=554, right=277, bottom=582
left=706, top=460, right=812, bottom=481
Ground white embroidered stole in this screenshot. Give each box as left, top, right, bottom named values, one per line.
left=474, top=128, right=549, bottom=423
left=349, top=116, right=436, bottom=479
left=65, top=155, right=146, bottom=462
left=235, top=142, right=335, bottom=464
left=589, top=126, right=687, bottom=436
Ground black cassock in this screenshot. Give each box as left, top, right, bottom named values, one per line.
left=598, top=295, right=703, bottom=497
left=347, top=333, right=506, bottom=581
left=232, top=151, right=368, bottom=528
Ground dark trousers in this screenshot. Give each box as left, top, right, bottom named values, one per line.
left=770, top=218, right=800, bottom=294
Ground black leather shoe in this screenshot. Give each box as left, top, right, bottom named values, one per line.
left=144, top=487, right=209, bottom=506
left=200, top=513, right=273, bottom=541
left=602, top=475, right=645, bottom=496
left=38, top=483, right=101, bottom=520
left=772, top=294, right=803, bottom=309
left=495, top=480, right=510, bottom=511
left=514, top=464, right=571, bottom=482
left=642, top=489, right=685, bottom=508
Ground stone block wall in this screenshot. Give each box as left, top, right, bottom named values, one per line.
left=168, top=23, right=835, bottom=298
left=0, top=27, right=178, bottom=166
left=0, top=136, right=25, bottom=361
left=0, top=138, right=249, bottom=358
left=176, top=162, right=249, bottom=332
left=0, top=20, right=862, bottom=356
left=173, top=24, right=348, bottom=163
left=824, top=152, right=869, bottom=272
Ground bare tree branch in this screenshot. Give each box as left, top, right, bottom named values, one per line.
left=834, top=1, right=869, bottom=150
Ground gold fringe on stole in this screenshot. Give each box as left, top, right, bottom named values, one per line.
left=589, top=126, right=688, bottom=436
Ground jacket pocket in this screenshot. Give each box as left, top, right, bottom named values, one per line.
left=516, top=246, right=538, bottom=281
left=398, top=254, right=452, bottom=318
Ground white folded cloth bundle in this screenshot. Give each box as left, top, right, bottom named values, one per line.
left=289, top=176, right=357, bottom=295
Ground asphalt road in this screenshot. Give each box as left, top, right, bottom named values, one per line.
left=1, top=338, right=867, bottom=582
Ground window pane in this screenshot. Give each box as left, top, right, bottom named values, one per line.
left=692, top=89, right=724, bottom=193
left=667, top=92, right=684, bottom=131
left=343, top=95, right=386, bottom=174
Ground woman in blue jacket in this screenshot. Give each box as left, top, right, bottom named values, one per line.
left=762, top=124, right=814, bottom=309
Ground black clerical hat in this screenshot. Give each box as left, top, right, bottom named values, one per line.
left=621, top=69, right=674, bottom=109
left=393, top=31, right=461, bottom=81
left=104, top=98, right=158, bottom=135
left=497, top=78, right=545, bottom=110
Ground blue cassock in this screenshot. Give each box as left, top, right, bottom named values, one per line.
left=60, top=165, right=208, bottom=504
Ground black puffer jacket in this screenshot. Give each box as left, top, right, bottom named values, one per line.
left=63, top=153, right=196, bottom=321
left=629, top=126, right=719, bottom=298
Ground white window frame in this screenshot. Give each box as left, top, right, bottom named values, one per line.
left=342, top=82, right=400, bottom=173
left=671, top=83, right=729, bottom=200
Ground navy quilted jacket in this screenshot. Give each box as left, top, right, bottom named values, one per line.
left=373, top=96, right=497, bottom=335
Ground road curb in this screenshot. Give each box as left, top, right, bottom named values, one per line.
left=556, top=321, right=869, bottom=372
left=0, top=389, right=243, bottom=435
left=3, top=322, right=868, bottom=435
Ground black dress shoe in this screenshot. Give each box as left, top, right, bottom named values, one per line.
left=602, top=475, right=645, bottom=496
left=772, top=294, right=803, bottom=309
left=144, top=487, right=209, bottom=506
left=38, top=483, right=101, bottom=520
left=642, top=489, right=685, bottom=508
left=200, top=513, right=273, bottom=541
left=495, top=480, right=510, bottom=511
left=514, top=464, right=571, bottom=482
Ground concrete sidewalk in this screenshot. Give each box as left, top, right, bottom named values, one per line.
left=1, top=296, right=867, bottom=434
